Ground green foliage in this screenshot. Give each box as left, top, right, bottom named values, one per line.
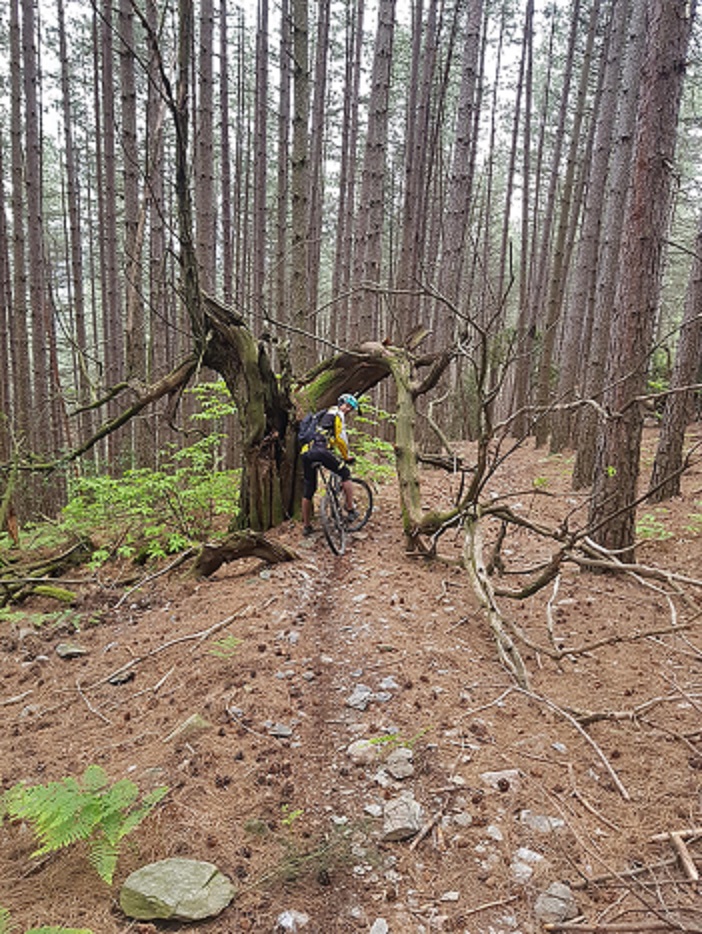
left=368, top=726, right=431, bottom=752
left=0, top=909, right=94, bottom=934
left=59, top=434, right=240, bottom=567
left=647, top=347, right=671, bottom=396
left=186, top=379, right=238, bottom=421
left=280, top=805, right=304, bottom=827
left=685, top=502, right=702, bottom=535
left=2, top=765, right=169, bottom=884
left=349, top=399, right=395, bottom=482
left=0, top=608, right=85, bottom=633
left=636, top=510, right=673, bottom=541
left=26, top=928, right=95, bottom=934
left=208, top=634, right=241, bottom=658
left=54, top=380, right=240, bottom=565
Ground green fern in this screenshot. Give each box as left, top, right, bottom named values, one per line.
left=26, top=928, right=95, bottom=934
left=2, top=765, right=168, bottom=884
left=0, top=907, right=94, bottom=934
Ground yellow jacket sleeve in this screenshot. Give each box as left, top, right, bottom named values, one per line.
left=330, top=413, right=350, bottom=460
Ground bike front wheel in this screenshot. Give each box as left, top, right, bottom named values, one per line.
left=320, top=491, right=347, bottom=555
left=346, top=477, right=373, bottom=532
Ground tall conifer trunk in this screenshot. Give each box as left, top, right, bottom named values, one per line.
left=589, top=0, right=695, bottom=559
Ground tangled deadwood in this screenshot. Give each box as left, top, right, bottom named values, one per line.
left=193, top=531, right=298, bottom=578
left=0, top=539, right=93, bottom=606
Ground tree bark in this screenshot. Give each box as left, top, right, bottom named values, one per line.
left=572, top=0, right=646, bottom=488
left=589, top=0, right=695, bottom=559
left=648, top=211, right=702, bottom=501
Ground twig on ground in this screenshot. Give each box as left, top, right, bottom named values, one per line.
left=571, top=857, right=679, bottom=889
left=461, top=894, right=519, bottom=917
left=113, top=547, right=197, bottom=609
left=409, top=798, right=447, bottom=851
left=667, top=832, right=700, bottom=883
left=544, top=923, right=694, bottom=932
left=515, top=687, right=631, bottom=800
left=0, top=690, right=33, bottom=706
left=85, top=604, right=253, bottom=690
left=546, top=574, right=561, bottom=651
left=569, top=786, right=623, bottom=834
left=75, top=679, right=111, bottom=724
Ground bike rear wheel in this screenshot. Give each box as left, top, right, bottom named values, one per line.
left=347, top=477, right=373, bottom=532
left=320, top=491, right=346, bottom=555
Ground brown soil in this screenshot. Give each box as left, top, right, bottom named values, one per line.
left=1, top=427, right=702, bottom=933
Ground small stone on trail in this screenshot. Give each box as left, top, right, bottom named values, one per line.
left=162, top=713, right=212, bottom=744
left=385, top=747, right=414, bottom=779
left=534, top=882, right=579, bottom=924
left=369, top=919, right=389, bottom=934
left=276, top=909, right=310, bottom=930
left=510, top=846, right=546, bottom=883
left=480, top=768, right=522, bottom=791
left=382, top=794, right=423, bottom=841
left=517, top=809, right=565, bottom=834
left=346, top=684, right=375, bottom=710
left=347, top=739, right=382, bottom=765
left=55, top=642, right=88, bottom=659
left=268, top=722, right=294, bottom=738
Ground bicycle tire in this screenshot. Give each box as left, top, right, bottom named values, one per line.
left=320, top=490, right=346, bottom=555
left=346, top=477, right=373, bottom=532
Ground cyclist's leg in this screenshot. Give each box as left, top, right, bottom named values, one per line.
left=301, top=450, right=321, bottom=531
left=325, top=456, right=354, bottom=512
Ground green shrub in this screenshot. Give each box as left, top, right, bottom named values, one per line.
left=349, top=400, right=395, bottom=482
left=59, top=443, right=239, bottom=567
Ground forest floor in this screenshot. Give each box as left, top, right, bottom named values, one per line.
left=1, top=425, right=702, bottom=934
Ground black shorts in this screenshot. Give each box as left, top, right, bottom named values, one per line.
left=302, top=447, right=350, bottom=499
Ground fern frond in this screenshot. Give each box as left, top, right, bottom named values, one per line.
left=80, top=765, right=108, bottom=793
left=2, top=767, right=169, bottom=884
left=87, top=835, right=119, bottom=884
left=26, top=928, right=95, bottom=933
left=0, top=906, right=13, bottom=934
left=116, top=785, right=169, bottom=841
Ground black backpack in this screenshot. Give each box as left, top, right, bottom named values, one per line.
left=297, top=409, right=328, bottom=446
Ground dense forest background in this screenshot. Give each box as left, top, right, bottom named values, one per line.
left=0, top=0, right=700, bottom=548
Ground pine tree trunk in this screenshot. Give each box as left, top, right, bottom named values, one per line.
left=290, top=0, right=311, bottom=369
left=573, top=0, right=646, bottom=488
left=589, top=0, right=694, bottom=559
left=353, top=0, right=396, bottom=336
left=648, top=212, right=702, bottom=501
left=550, top=0, right=630, bottom=453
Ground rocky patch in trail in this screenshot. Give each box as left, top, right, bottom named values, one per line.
left=1, top=436, right=702, bottom=932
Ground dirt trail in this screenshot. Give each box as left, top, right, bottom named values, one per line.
left=2, top=433, right=702, bottom=932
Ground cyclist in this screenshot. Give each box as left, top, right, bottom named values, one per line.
left=301, top=393, right=359, bottom=537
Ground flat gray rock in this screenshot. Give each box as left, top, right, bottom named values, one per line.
left=120, top=858, right=235, bottom=921
left=534, top=882, right=579, bottom=924
left=382, top=795, right=423, bottom=841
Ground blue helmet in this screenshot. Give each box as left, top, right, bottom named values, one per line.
left=338, top=393, right=359, bottom=410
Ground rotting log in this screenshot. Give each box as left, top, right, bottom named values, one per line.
left=0, top=540, right=93, bottom=606
left=193, top=531, right=298, bottom=578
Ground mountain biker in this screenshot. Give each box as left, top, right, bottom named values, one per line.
left=301, top=393, right=359, bottom=537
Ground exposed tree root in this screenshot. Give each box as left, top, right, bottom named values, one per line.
left=462, top=510, right=530, bottom=688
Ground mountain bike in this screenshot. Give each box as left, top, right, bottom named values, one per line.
left=317, top=466, right=373, bottom=555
